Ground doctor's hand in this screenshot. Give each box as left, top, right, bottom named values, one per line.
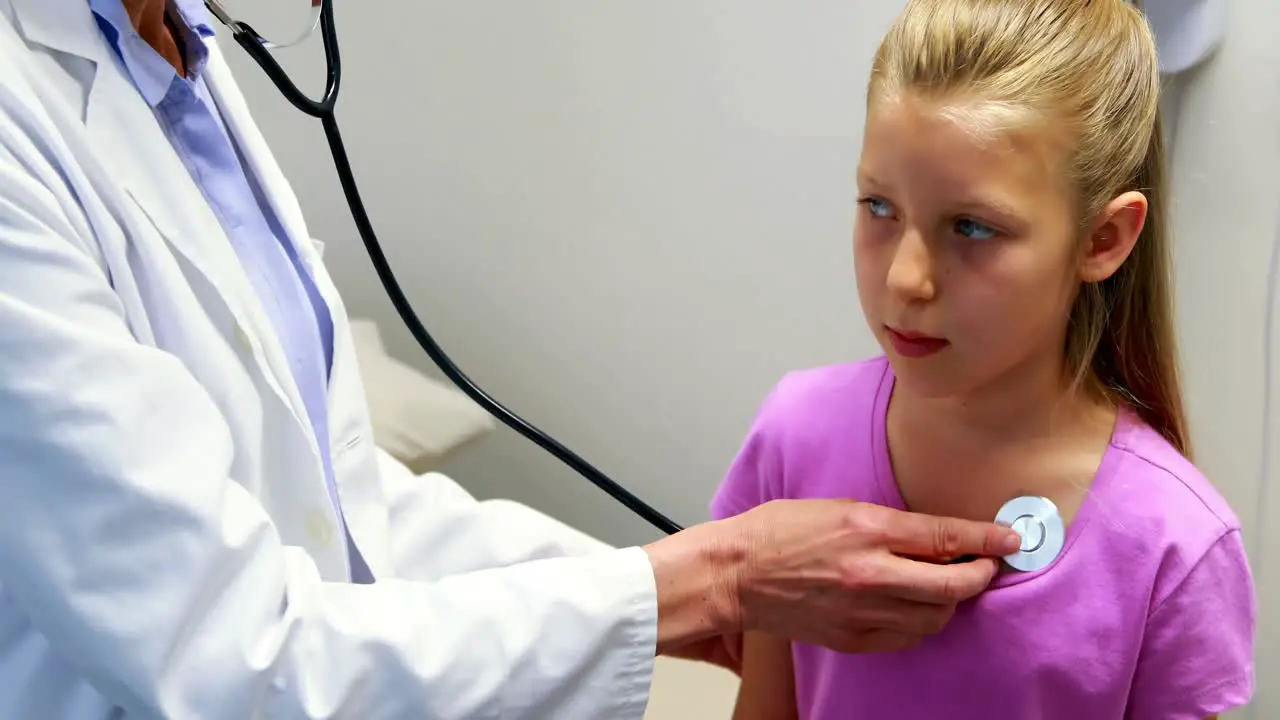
left=729, top=499, right=1021, bottom=654
left=661, top=632, right=744, bottom=675
left=644, top=499, right=1020, bottom=661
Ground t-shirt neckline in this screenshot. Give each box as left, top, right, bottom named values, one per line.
left=867, top=357, right=1131, bottom=589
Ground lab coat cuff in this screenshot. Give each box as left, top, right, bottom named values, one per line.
left=607, top=545, right=661, bottom=719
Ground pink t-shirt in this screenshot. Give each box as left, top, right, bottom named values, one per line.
left=711, top=357, right=1256, bottom=719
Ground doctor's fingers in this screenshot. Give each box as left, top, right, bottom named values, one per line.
left=876, top=507, right=1022, bottom=563
left=815, top=602, right=946, bottom=654
left=831, top=593, right=958, bottom=638
left=842, top=629, right=927, bottom=655
left=866, top=553, right=1002, bottom=606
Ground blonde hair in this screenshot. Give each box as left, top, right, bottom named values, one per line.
left=869, top=0, right=1190, bottom=457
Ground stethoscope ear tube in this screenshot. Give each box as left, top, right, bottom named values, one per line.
left=213, top=0, right=684, bottom=536
left=205, top=0, right=323, bottom=50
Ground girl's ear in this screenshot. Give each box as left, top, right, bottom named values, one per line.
left=1079, top=191, right=1147, bottom=283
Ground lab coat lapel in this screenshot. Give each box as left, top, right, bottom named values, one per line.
left=11, top=0, right=316, bottom=440
left=197, top=43, right=343, bottom=446
left=87, top=65, right=255, bottom=323
left=8, top=0, right=102, bottom=61
left=201, top=45, right=396, bottom=575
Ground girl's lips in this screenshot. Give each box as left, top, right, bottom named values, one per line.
left=886, top=326, right=949, bottom=358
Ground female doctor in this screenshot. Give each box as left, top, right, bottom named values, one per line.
left=0, top=0, right=1024, bottom=717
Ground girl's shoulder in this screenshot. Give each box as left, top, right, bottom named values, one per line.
left=710, top=356, right=891, bottom=519
left=1075, top=410, right=1256, bottom=713
left=1092, top=408, right=1245, bottom=574
left=746, top=355, right=892, bottom=441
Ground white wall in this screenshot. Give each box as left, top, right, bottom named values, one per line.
left=1164, top=0, right=1280, bottom=712
left=220, top=0, right=1274, bottom=713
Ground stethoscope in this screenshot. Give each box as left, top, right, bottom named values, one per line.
left=201, top=0, right=1068, bottom=573
left=204, top=0, right=683, bottom=536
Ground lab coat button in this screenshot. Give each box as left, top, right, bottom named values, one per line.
left=306, top=512, right=334, bottom=545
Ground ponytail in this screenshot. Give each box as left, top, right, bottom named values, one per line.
left=1070, top=111, right=1192, bottom=458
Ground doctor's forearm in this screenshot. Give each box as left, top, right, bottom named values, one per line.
left=644, top=519, right=748, bottom=653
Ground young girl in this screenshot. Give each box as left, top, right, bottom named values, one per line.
left=710, top=1, right=1256, bottom=718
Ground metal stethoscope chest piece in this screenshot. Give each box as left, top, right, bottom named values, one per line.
left=995, top=495, right=1065, bottom=572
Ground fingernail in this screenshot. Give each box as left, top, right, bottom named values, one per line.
left=1001, top=531, right=1022, bottom=555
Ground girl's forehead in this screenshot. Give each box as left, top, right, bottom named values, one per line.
left=859, top=97, right=1073, bottom=202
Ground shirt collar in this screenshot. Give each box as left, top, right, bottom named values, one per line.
left=89, top=0, right=217, bottom=106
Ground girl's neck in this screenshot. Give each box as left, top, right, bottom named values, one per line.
left=895, top=352, right=1099, bottom=445
left=886, top=350, right=1117, bottom=525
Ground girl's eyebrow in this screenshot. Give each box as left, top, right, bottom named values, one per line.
left=953, top=195, right=1022, bottom=221
left=856, top=168, right=886, bottom=187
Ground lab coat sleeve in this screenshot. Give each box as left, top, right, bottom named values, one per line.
left=0, top=126, right=656, bottom=719
left=375, top=448, right=619, bottom=582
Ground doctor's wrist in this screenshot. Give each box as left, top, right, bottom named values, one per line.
left=643, top=520, right=748, bottom=654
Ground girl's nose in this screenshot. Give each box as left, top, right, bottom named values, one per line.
left=885, top=229, right=937, bottom=301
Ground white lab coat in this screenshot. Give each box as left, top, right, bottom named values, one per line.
left=0, top=0, right=659, bottom=717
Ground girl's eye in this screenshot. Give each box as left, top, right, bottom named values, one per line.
left=956, top=218, right=997, bottom=241
left=859, top=197, right=895, bottom=219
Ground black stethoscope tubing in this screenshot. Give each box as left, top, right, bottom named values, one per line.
left=207, top=0, right=684, bottom=536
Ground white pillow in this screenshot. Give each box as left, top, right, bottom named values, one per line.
left=348, top=318, right=496, bottom=474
